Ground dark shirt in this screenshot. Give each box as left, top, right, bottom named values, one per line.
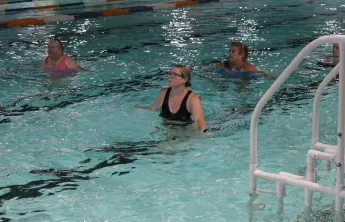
left=159, top=88, right=193, bottom=123
left=224, top=61, right=247, bottom=71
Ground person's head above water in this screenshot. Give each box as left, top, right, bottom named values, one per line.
left=41, top=37, right=85, bottom=72
left=229, top=42, right=249, bottom=63
left=167, top=65, right=192, bottom=88
left=333, top=43, right=340, bottom=58
left=216, top=41, right=276, bottom=79
left=47, top=38, right=64, bottom=59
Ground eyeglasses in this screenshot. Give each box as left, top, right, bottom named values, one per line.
left=167, top=72, right=185, bottom=78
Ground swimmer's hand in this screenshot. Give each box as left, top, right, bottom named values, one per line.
left=257, top=70, right=277, bottom=81
left=201, top=129, right=215, bottom=137
left=203, top=131, right=215, bottom=137
left=133, top=105, right=158, bottom=111
left=133, top=105, right=150, bottom=109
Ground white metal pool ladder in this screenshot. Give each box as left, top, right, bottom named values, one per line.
left=249, top=35, right=345, bottom=219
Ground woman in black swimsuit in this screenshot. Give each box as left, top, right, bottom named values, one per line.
left=135, top=65, right=207, bottom=133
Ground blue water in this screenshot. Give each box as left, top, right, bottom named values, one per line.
left=0, top=0, right=344, bottom=221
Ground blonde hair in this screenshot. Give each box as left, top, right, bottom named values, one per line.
left=230, top=42, right=249, bottom=62
left=50, top=38, right=64, bottom=53
left=174, top=65, right=192, bottom=87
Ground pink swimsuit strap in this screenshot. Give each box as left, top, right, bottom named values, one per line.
left=42, top=54, right=69, bottom=71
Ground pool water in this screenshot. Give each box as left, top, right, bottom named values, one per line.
left=0, top=0, right=344, bottom=221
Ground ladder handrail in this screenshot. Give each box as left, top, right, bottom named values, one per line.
left=250, top=34, right=345, bottom=193
left=311, top=63, right=340, bottom=148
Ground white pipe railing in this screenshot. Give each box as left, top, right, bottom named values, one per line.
left=314, top=142, right=337, bottom=151
left=250, top=34, right=345, bottom=214
left=311, top=64, right=340, bottom=147
left=253, top=170, right=336, bottom=196
left=311, top=64, right=339, bottom=170
left=279, top=172, right=304, bottom=180
left=307, top=150, right=336, bottom=162
left=335, top=41, right=345, bottom=211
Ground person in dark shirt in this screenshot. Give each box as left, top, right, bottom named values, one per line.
left=135, top=65, right=207, bottom=133
left=217, top=41, right=276, bottom=80
left=217, top=42, right=257, bottom=72
left=316, top=43, right=340, bottom=68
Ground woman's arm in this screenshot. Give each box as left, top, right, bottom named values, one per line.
left=65, top=56, right=86, bottom=70
left=216, top=62, right=225, bottom=68
left=245, top=63, right=277, bottom=80
left=189, top=93, right=207, bottom=132
left=134, top=88, right=167, bottom=111
left=243, top=63, right=258, bottom=72
left=257, top=70, right=277, bottom=80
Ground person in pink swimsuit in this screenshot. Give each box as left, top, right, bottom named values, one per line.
left=41, top=38, right=84, bottom=77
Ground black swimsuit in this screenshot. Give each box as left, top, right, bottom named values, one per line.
left=159, top=88, right=193, bottom=123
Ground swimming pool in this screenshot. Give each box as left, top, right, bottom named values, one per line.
left=0, top=0, right=344, bottom=221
